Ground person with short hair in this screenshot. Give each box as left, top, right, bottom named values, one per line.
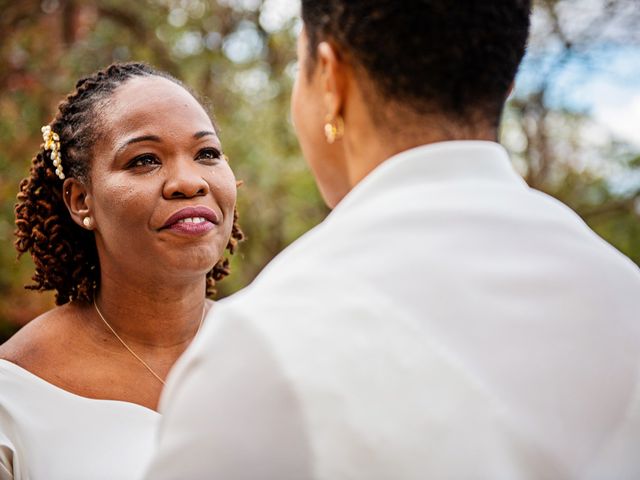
left=145, top=2, right=640, bottom=478
left=0, top=63, right=243, bottom=479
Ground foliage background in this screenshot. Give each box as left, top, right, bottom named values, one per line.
left=1, top=0, right=639, bottom=342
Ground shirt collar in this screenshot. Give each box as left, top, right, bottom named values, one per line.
left=334, top=141, right=527, bottom=212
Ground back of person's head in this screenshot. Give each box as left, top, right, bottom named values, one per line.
left=300, top=0, right=532, bottom=132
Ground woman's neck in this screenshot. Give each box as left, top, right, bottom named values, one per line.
left=92, top=269, right=208, bottom=349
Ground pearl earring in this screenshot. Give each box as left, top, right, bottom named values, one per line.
left=83, top=217, right=92, bottom=228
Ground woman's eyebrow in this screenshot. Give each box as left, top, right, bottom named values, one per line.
left=193, top=130, right=216, bottom=139
left=115, top=135, right=162, bottom=156
left=114, top=131, right=217, bottom=157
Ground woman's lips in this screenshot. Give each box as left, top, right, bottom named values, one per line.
left=161, top=206, right=219, bottom=236
left=168, top=219, right=215, bottom=235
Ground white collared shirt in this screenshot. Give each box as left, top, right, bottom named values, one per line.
left=146, top=141, right=640, bottom=480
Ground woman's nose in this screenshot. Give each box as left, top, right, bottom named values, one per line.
left=162, top=158, right=210, bottom=199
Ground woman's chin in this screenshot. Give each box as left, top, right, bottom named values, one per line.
left=158, top=250, right=223, bottom=278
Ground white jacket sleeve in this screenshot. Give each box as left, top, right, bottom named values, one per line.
left=144, top=313, right=312, bottom=480
left=0, top=430, right=16, bottom=480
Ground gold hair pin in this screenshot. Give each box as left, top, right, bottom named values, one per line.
left=41, top=125, right=65, bottom=180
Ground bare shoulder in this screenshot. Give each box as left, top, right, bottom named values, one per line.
left=0, top=303, right=86, bottom=369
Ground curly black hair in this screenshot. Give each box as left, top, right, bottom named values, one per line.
left=14, top=62, right=244, bottom=306
left=301, top=0, right=532, bottom=128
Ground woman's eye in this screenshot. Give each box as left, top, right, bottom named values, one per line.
left=197, top=148, right=222, bottom=163
left=129, top=154, right=160, bottom=168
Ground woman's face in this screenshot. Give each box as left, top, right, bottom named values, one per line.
left=86, top=76, right=236, bottom=282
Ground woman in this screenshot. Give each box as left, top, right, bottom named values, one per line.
left=0, top=62, right=243, bottom=479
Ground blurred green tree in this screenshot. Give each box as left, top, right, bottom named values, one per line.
left=503, top=0, right=640, bottom=262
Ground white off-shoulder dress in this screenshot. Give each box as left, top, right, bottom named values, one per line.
left=0, top=359, right=160, bottom=480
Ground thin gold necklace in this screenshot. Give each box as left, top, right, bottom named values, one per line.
left=93, top=299, right=205, bottom=386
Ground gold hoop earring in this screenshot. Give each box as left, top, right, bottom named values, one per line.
left=324, top=115, right=344, bottom=144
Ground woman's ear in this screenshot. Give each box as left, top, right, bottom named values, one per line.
left=62, top=178, right=93, bottom=230
left=317, top=41, right=347, bottom=119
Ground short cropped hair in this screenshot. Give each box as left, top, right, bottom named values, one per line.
left=301, top=0, right=531, bottom=127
